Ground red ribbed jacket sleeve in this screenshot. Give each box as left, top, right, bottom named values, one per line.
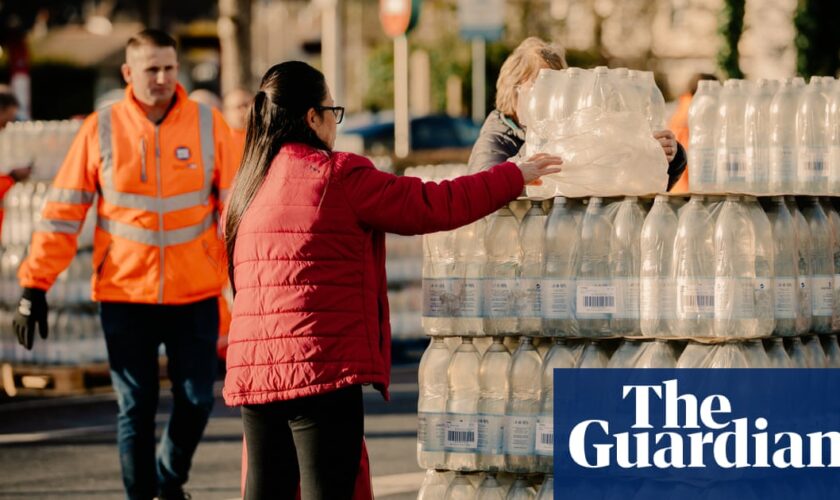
left=336, top=154, right=524, bottom=235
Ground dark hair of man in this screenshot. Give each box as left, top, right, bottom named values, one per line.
left=126, top=29, right=177, bottom=51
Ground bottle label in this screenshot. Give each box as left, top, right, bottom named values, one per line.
left=504, top=415, right=537, bottom=456
left=517, top=278, right=542, bottom=318
left=689, top=147, right=716, bottom=185
left=476, top=413, right=505, bottom=455
left=717, top=148, right=747, bottom=181
left=771, top=146, right=797, bottom=182
left=417, top=412, right=446, bottom=452
left=714, top=278, right=755, bottom=319
left=484, top=279, right=518, bottom=318
left=535, top=415, right=554, bottom=456
left=677, top=278, right=715, bottom=316
left=641, top=277, right=676, bottom=320
left=799, top=148, right=828, bottom=176
left=614, top=277, right=640, bottom=319
left=775, top=277, right=797, bottom=319
left=542, top=279, right=573, bottom=319
left=422, top=278, right=462, bottom=318
left=812, top=275, right=833, bottom=316
left=461, top=278, right=483, bottom=318
left=576, top=280, right=616, bottom=316
left=445, top=413, right=478, bottom=451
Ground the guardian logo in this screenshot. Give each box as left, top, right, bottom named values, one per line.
left=568, top=379, right=840, bottom=469
left=554, top=369, right=840, bottom=499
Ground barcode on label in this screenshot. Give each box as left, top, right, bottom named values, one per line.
left=584, top=296, right=614, bottom=309
left=808, top=161, right=825, bottom=172
left=683, top=295, right=714, bottom=308
left=447, top=431, right=475, bottom=443
left=540, top=432, right=553, bottom=445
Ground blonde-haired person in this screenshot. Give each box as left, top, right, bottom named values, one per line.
left=468, top=37, right=686, bottom=191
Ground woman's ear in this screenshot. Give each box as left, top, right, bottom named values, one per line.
left=306, top=107, right=318, bottom=127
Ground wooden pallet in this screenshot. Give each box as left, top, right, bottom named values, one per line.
left=1, top=362, right=113, bottom=397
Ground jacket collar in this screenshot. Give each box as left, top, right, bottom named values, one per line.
left=123, top=83, right=188, bottom=124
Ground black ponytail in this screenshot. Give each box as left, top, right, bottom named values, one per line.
left=224, top=61, right=330, bottom=294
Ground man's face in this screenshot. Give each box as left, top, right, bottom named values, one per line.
left=121, top=45, right=179, bottom=107
left=223, top=89, right=253, bottom=131
left=0, top=105, right=17, bottom=130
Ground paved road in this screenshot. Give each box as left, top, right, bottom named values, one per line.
left=0, top=365, right=423, bottom=500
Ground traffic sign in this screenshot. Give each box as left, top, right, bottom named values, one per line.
left=458, top=0, right=505, bottom=41
left=380, top=0, right=421, bottom=38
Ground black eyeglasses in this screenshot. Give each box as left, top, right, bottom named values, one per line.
left=316, top=105, right=345, bottom=124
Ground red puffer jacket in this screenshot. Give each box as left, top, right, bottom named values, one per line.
left=223, top=143, right=524, bottom=406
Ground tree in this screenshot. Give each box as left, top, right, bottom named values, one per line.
left=717, top=0, right=745, bottom=79
left=218, top=0, right=252, bottom=95
left=794, top=0, right=840, bottom=78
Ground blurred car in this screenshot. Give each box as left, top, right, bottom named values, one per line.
left=338, top=114, right=481, bottom=156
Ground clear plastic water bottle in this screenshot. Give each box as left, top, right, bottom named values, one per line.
left=484, top=206, right=521, bottom=336
left=607, top=339, right=643, bottom=368
left=590, top=66, right=625, bottom=112
left=418, top=337, right=450, bottom=469
left=822, top=335, right=840, bottom=368
left=422, top=227, right=458, bottom=336
left=787, top=336, right=809, bottom=368
left=828, top=80, right=840, bottom=195
left=577, top=341, right=609, bottom=368
left=519, top=201, right=547, bottom=335
left=797, top=77, right=830, bottom=195
left=644, top=71, right=667, bottom=132
left=634, top=340, right=677, bottom=368
left=444, top=472, right=476, bottom=500
left=745, top=79, right=775, bottom=194
left=769, top=79, right=799, bottom=194
left=708, top=343, right=749, bottom=368
left=476, top=474, right=506, bottom=500
left=673, top=196, right=715, bottom=337
left=418, top=470, right=451, bottom=500
left=766, top=337, right=792, bottom=368
left=536, top=339, right=576, bottom=473
left=803, top=335, right=827, bottom=368
left=445, top=338, right=480, bottom=471
left=788, top=197, right=814, bottom=334
left=535, top=474, right=554, bottom=500
left=714, top=196, right=758, bottom=338
left=477, top=338, right=510, bottom=471
left=576, top=198, right=613, bottom=337
left=506, top=476, right=536, bottom=500
left=677, top=342, right=715, bottom=368
left=766, top=197, right=798, bottom=336
left=688, top=80, right=721, bottom=193
left=505, top=336, right=541, bottom=473
left=455, top=218, right=487, bottom=335
left=716, top=79, right=749, bottom=192
left=611, top=197, right=645, bottom=335
left=557, top=67, right=588, bottom=120
left=542, top=197, right=579, bottom=336
left=742, top=339, right=771, bottom=368
left=801, top=198, right=834, bottom=333
left=820, top=198, right=840, bottom=332
left=640, top=195, right=678, bottom=337
left=745, top=197, right=775, bottom=337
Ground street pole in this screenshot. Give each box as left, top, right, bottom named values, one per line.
left=394, top=34, right=410, bottom=158
left=471, top=37, right=486, bottom=124
left=321, top=0, right=343, bottom=108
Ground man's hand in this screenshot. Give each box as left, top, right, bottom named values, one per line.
left=12, top=288, right=49, bottom=350
left=654, top=130, right=677, bottom=163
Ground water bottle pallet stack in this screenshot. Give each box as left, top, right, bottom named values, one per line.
left=0, top=120, right=108, bottom=396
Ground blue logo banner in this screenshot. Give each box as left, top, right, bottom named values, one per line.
left=554, top=369, right=840, bottom=499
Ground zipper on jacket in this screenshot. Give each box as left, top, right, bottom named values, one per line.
left=139, top=138, right=148, bottom=182
left=155, top=126, right=165, bottom=304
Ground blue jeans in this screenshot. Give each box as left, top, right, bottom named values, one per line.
left=101, top=298, right=219, bottom=500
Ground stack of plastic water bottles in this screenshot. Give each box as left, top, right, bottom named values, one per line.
left=0, top=121, right=106, bottom=366
left=414, top=74, right=840, bottom=499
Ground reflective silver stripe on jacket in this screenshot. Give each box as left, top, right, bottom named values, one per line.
left=96, top=212, right=215, bottom=247
left=45, top=187, right=96, bottom=205
left=95, top=103, right=216, bottom=214
left=35, top=219, right=82, bottom=234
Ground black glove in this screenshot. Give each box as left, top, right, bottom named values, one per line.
left=12, top=287, right=49, bottom=350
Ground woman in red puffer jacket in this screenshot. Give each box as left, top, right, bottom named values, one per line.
left=222, top=60, right=562, bottom=500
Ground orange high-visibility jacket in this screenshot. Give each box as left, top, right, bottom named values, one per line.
left=18, top=84, right=237, bottom=304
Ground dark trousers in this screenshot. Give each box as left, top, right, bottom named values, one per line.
left=101, top=298, right=219, bottom=500
left=241, top=385, right=364, bottom=500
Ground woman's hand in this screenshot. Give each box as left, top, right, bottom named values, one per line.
left=654, top=130, right=677, bottom=162
left=516, top=153, right=563, bottom=185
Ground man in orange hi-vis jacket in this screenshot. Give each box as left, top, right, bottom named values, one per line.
left=12, top=29, right=236, bottom=500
